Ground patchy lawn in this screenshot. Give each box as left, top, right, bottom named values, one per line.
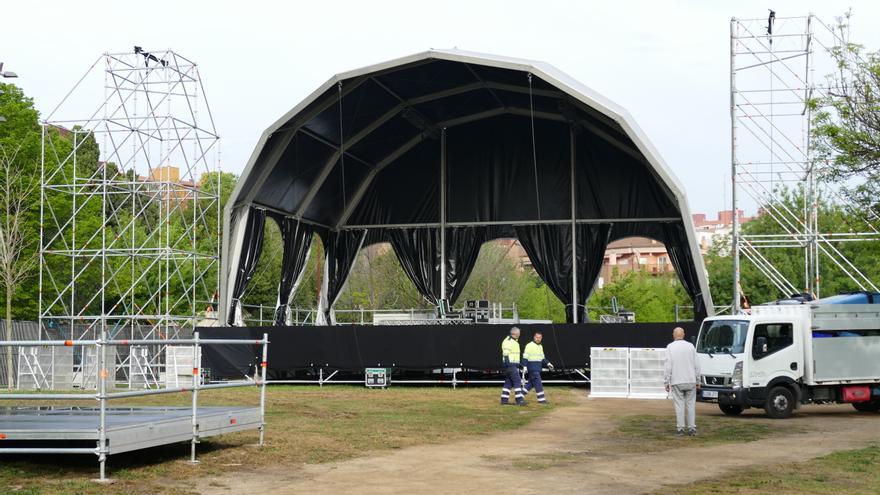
left=484, top=412, right=808, bottom=472
left=0, top=386, right=572, bottom=494
left=655, top=444, right=880, bottom=494
left=611, top=414, right=807, bottom=453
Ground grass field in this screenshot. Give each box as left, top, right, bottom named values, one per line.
left=494, top=412, right=805, bottom=471
left=2, top=388, right=876, bottom=494
left=656, top=444, right=880, bottom=495
left=611, top=414, right=806, bottom=453
left=0, top=386, right=570, bottom=494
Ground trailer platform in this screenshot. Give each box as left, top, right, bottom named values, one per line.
left=0, top=406, right=261, bottom=454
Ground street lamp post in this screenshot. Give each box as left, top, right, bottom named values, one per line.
left=0, top=62, right=19, bottom=122
left=0, top=63, right=18, bottom=78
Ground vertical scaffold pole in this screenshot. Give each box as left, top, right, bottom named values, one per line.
left=730, top=17, right=741, bottom=314
left=97, top=332, right=107, bottom=480
left=259, top=333, right=269, bottom=447
left=190, top=331, right=200, bottom=463
left=570, top=126, right=578, bottom=323
left=439, top=128, right=447, bottom=304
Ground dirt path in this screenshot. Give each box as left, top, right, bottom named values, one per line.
left=196, top=392, right=880, bottom=494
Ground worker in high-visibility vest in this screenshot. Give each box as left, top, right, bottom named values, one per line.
left=522, top=331, right=554, bottom=404
left=500, top=326, right=526, bottom=406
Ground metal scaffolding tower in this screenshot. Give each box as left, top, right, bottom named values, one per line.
left=39, top=49, right=220, bottom=381
left=730, top=13, right=880, bottom=311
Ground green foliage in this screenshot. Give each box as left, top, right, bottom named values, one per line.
left=705, top=188, right=880, bottom=306
left=0, top=83, right=41, bottom=319
left=810, top=17, right=880, bottom=209
left=327, top=240, right=570, bottom=323
left=588, top=269, right=690, bottom=322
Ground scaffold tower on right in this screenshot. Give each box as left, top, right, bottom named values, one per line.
left=730, top=12, right=880, bottom=311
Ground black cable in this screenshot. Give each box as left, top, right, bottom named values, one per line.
left=338, top=81, right=347, bottom=212
left=526, top=72, right=577, bottom=383
left=527, top=73, right=542, bottom=221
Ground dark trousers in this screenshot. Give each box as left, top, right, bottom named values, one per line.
left=524, top=366, right=546, bottom=402
left=501, top=364, right=524, bottom=404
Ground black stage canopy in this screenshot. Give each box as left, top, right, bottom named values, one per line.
left=200, top=322, right=700, bottom=378
left=220, top=50, right=714, bottom=325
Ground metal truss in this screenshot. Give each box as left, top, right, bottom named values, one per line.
left=730, top=14, right=880, bottom=310
left=39, top=49, right=220, bottom=383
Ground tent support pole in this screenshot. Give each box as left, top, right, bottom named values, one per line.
left=440, top=127, right=447, bottom=303
left=570, top=127, right=578, bottom=324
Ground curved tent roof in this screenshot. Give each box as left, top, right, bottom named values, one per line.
left=221, top=49, right=714, bottom=323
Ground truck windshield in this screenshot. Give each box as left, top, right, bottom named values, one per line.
left=697, top=320, right=749, bottom=355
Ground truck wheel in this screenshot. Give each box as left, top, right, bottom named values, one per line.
left=764, top=386, right=795, bottom=419
left=852, top=401, right=880, bottom=413
left=719, top=404, right=744, bottom=416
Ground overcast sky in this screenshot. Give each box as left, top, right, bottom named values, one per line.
left=3, top=0, right=879, bottom=215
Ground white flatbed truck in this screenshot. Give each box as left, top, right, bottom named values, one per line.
left=695, top=303, right=880, bottom=418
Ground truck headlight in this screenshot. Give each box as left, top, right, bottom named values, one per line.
left=732, top=361, right=743, bottom=388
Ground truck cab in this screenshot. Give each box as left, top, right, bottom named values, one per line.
left=695, top=298, right=880, bottom=419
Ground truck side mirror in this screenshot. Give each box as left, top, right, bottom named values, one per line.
left=756, top=336, right=768, bottom=356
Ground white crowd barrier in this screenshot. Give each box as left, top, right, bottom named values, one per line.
left=589, top=347, right=668, bottom=399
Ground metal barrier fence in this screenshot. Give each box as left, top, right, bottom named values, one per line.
left=588, top=347, right=667, bottom=399
left=240, top=304, right=522, bottom=326
left=269, top=367, right=590, bottom=388
left=0, top=333, right=269, bottom=481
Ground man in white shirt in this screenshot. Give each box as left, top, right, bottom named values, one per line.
left=664, top=327, right=700, bottom=436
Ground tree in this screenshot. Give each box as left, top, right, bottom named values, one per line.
left=458, top=242, right=530, bottom=309
left=705, top=189, right=880, bottom=306
left=587, top=270, right=690, bottom=322
left=811, top=14, right=880, bottom=209
left=0, top=144, right=38, bottom=388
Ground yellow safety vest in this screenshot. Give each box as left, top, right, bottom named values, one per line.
left=522, top=341, right=545, bottom=363
left=501, top=336, right=521, bottom=364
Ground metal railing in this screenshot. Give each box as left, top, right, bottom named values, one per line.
left=241, top=304, right=523, bottom=326
left=269, top=367, right=590, bottom=388
left=244, top=303, right=719, bottom=326
left=0, top=333, right=269, bottom=481
left=674, top=305, right=734, bottom=322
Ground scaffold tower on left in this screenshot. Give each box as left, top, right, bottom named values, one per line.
left=39, top=49, right=220, bottom=383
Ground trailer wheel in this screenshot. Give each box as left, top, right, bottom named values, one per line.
left=719, top=404, right=744, bottom=416
left=764, top=386, right=795, bottom=419
left=852, top=401, right=880, bottom=413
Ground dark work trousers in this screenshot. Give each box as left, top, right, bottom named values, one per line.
left=524, top=365, right=546, bottom=403
left=501, top=364, right=525, bottom=405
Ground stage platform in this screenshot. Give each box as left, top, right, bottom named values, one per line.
left=201, top=322, right=701, bottom=379
left=0, top=406, right=261, bottom=454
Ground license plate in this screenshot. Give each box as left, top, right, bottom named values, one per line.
left=703, top=390, right=719, bottom=399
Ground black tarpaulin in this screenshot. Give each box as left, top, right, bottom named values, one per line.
left=274, top=217, right=314, bottom=325
left=515, top=223, right=611, bottom=323
left=515, top=224, right=575, bottom=321
left=445, top=226, right=486, bottom=304
left=389, top=228, right=441, bottom=305
left=228, top=206, right=266, bottom=325
left=389, top=226, right=489, bottom=306
left=200, top=322, right=700, bottom=376
left=317, top=229, right=366, bottom=324
left=575, top=223, right=614, bottom=319
left=662, top=222, right=708, bottom=320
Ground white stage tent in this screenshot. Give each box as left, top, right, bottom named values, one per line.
left=219, top=49, right=714, bottom=325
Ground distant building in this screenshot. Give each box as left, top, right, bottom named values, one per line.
left=692, top=209, right=758, bottom=253
left=599, top=236, right=672, bottom=286
left=137, top=165, right=201, bottom=206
